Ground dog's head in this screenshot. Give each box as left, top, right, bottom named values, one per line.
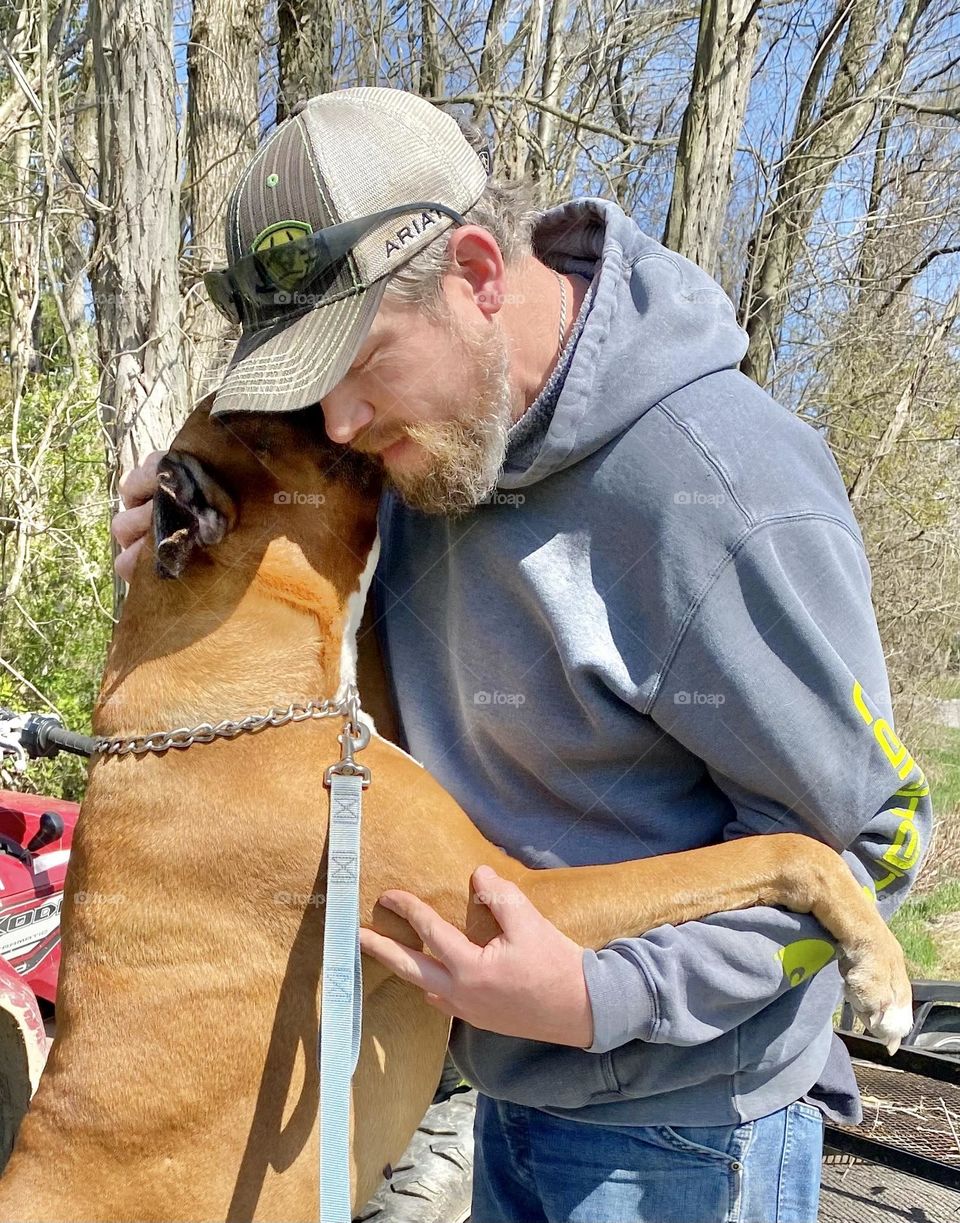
left=151, top=395, right=382, bottom=580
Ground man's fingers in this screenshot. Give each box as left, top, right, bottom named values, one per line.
left=118, top=449, right=165, bottom=509
left=377, top=890, right=475, bottom=965
left=114, top=538, right=145, bottom=583
left=359, top=928, right=452, bottom=994
left=114, top=449, right=163, bottom=584
left=112, top=499, right=152, bottom=581
left=112, top=500, right=153, bottom=551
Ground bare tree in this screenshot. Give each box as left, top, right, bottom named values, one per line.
left=663, top=0, right=761, bottom=276
left=0, top=0, right=43, bottom=609
left=61, top=69, right=94, bottom=352
left=418, top=0, right=442, bottom=97
left=183, top=0, right=261, bottom=403
left=89, top=0, right=185, bottom=478
left=739, top=0, right=933, bottom=387
left=528, top=0, right=569, bottom=188
left=276, top=0, right=334, bottom=123
left=848, top=286, right=960, bottom=505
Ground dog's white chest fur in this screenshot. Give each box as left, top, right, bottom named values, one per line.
left=335, top=529, right=424, bottom=770
left=336, top=529, right=380, bottom=716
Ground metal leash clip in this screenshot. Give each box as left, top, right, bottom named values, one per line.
left=323, top=686, right=371, bottom=789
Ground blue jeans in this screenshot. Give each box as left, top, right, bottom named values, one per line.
left=470, top=1095, right=824, bottom=1223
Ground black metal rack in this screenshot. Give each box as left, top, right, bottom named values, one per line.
left=824, top=1029, right=960, bottom=1191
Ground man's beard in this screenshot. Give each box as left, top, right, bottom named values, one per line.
left=383, top=315, right=515, bottom=516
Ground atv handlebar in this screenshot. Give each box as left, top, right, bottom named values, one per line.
left=0, top=709, right=98, bottom=769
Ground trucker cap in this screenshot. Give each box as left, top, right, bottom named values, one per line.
left=208, top=87, right=490, bottom=417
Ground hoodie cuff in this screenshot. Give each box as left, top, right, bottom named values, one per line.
left=580, top=944, right=658, bottom=1054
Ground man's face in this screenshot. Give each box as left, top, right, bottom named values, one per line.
left=320, top=295, right=516, bottom=516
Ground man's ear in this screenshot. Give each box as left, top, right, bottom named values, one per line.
left=153, top=450, right=236, bottom=579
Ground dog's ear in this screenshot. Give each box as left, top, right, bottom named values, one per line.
left=153, top=450, right=236, bottom=579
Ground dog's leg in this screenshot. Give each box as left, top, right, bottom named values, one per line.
left=506, top=834, right=910, bottom=1051
left=365, top=809, right=910, bottom=1052
left=242, top=975, right=449, bottom=1221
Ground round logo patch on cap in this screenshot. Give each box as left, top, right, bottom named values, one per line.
left=252, top=219, right=312, bottom=252
left=251, top=220, right=314, bottom=291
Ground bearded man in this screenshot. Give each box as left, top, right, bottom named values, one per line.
left=112, top=86, right=930, bottom=1223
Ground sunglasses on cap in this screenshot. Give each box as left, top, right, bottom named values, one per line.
left=203, top=200, right=467, bottom=331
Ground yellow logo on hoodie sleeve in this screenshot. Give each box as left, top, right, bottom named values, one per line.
left=852, top=680, right=928, bottom=892
left=777, top=939, right=836, bottom=987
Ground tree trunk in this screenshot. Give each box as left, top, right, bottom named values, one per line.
left=854, top=109, right=892, bottom=302
left=183, top=0, right=260, bottom=403
left=89, top=0, right=186, bottom=543
left=508, top=0, right=545, bottom=180
left=59, top=37, right=96, bottom=354
left=663, top=0, right=760, bottom=277
left=276, top=0, right=334, bottom=124
left=474, top=0, right=508, bottom=126
left=530, top=0, right=569, bottom=188
left=418, top=0, right=441, bottom=97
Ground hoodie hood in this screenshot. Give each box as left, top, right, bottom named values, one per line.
left=497, top=198, right=749, bottom=490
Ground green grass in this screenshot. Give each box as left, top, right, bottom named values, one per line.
left=890, top=922, right=939, bottom=977
left=887, top=719, right=960, bottom=979
left=922, top=724, right=960, bottom=819
left=891, top=880, right=960, bottom=977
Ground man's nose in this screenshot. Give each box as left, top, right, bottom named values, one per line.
left=320, top=384, right=375, bottom=446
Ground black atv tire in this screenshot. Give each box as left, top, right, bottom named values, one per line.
left=355, top=1088, right=476, bottom=1223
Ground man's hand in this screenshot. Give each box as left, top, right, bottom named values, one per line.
left=111, top=450, right=166, bottom=582
left=359, top=864, right=594, bottom=1048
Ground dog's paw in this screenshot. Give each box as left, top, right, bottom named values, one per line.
left=840, top=935, right=913, bottom=1055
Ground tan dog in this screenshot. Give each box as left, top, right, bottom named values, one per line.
left=0, top=395, right=910, bottom=1222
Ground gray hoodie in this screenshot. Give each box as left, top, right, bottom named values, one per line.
left=370, top=198, right=932, bottom=1127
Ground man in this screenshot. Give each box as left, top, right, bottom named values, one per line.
left=113, top=87, right=931, bottom=1223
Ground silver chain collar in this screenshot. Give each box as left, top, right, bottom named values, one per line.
left=93, top=689, right=363, bottom=758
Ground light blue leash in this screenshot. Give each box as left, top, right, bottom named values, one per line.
left=320, top=690, right=371, bottom=1222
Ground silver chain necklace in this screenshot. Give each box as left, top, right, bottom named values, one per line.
left=554, top=269, right=568, bottom=360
